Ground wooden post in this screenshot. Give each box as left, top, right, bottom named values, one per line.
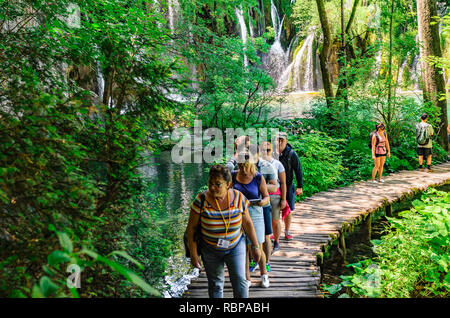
left=316, top=252, right=324, bottom=284
left=363, top=213, right=372, bottom=241
left=385, top=204, right=393, bottom=217
left=337, top=233, right=346, bottom=263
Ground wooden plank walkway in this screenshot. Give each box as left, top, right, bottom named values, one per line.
left=183, top=161, right=450, bottom=298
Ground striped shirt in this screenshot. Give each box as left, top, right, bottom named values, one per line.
left=191, top=189, right=250, bottom=250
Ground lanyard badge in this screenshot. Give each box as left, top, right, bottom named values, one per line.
left=215, top=192, right=232, bottom=248
left=217, top=238, right=230, bottom=248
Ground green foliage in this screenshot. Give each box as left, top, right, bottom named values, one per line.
left=119, top=184, right=181, bottom=294
left=292, top=0, right=378, bottom=39
left=172, top=0, right=278, bottom=130
left=1, top=223, right=161, bottom=298
left=0, top=0, right=183, bottom=298
left=289, top=132, right=346, bottom=198
left=324, top=189, right=450, bottom=298
left=291, top=0, right=317, bottom=37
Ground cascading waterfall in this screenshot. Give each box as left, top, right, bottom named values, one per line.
left=168, top=0, right=179, bottom=36
left=262, top=0, right=289, bottom=85
left=270, top=0, right=284, bottom=40
left=303, top=34, right=314, bottom=91
left=278, top=33, right=317, bottom=92
left=96, top=62, right=105, bottom=102
left=410, top=35, right=422, bottom=91
left=235, top=6, right=249, bottom=67
left=410, top=54, right=422, bottom=91
left=248, top=8, right=255, bottom=39
left=395, top=52, right=423, bottom=92
left=409, top=36, right=422, bottom=91
left=261, top=0, right=321, bottom=92
left=373, top=50, right=382, bottom=77
left=397, top=57, right=408, bottom=91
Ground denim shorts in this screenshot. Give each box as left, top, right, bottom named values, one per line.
left=262, top=205, right=273, bottom=235
left=246, top=205, right=265, bottom=244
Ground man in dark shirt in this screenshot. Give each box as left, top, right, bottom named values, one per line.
left=275, top=132, right=303, bottom=240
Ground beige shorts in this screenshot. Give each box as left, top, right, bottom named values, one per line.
left=270, top=195, right=281, bottom=220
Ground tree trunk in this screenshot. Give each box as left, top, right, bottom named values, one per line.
left=387, top=0, right=394, bottom=116
left=335, top=0, right=361, bottom=109
left=335, top=0, right=349, bottom=109
left=417, top=0, right=448, bottom=151
left=345, top=0, right=360, bottom=34
left=315, top=0, right=334, bottom=107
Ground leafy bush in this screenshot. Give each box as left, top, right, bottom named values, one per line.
left=289, top=132, right=346, bottom=198
left=119, top=183, right=183, bottom=295
left=0, top=0, right=182, bottom=298
left=324, top=189, right=450, bottom=298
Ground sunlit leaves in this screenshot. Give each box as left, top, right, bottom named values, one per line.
left=327, top=189, right=450, bottom=297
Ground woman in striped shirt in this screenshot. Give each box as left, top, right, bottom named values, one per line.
left=186, top=164, right=261, bottom=298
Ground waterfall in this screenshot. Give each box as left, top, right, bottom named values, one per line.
left=373, top=50, right=382, bottom=78
left=96, top=62, right=105, bottom=102
left=262, top=0, right=289, bottom=85
left=397, top=57, right=408, bottom=91
left=261, top=0, right=320, bottom=92
left=410, top=54, right=421, bottom=91
left=345, top=0, right=353, bottom=10
left=285, top=38, right=294, bottom=62
left=303, top=35, right=314, bottom=91
left=66, top=3, right=81, bottom=28
left=235, top=6, right=248, bottom=67
left=270, top=0, right=284, bottom=41
left=248, top=8, right=255, bottom=39
left=410, top=35, right=421, bottom=91
left=168, top=0, right=179, bottom=35
left=278, top=33, right=316, bottom=92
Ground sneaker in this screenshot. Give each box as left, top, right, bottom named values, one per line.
left=378, top=179, right=384, bottom=183
left=245, top=279, right=252, bottom=289
left=266, top=262, right=271, bottom=272
left=419, top=168, right=424, bottom=172
left=272, top=241, right=280, bottom=253
left=371, top=179, right=378, bottom=183
left=260, top=274, right=270, bottom=288
left=285, top=233, right=293, bottom=240
left=426, top=168, right=434, bottom=173
left=249, top=261, right=259, bottom=273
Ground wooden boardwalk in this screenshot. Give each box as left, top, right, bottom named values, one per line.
left=183, top=161, right=450, bottom=298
